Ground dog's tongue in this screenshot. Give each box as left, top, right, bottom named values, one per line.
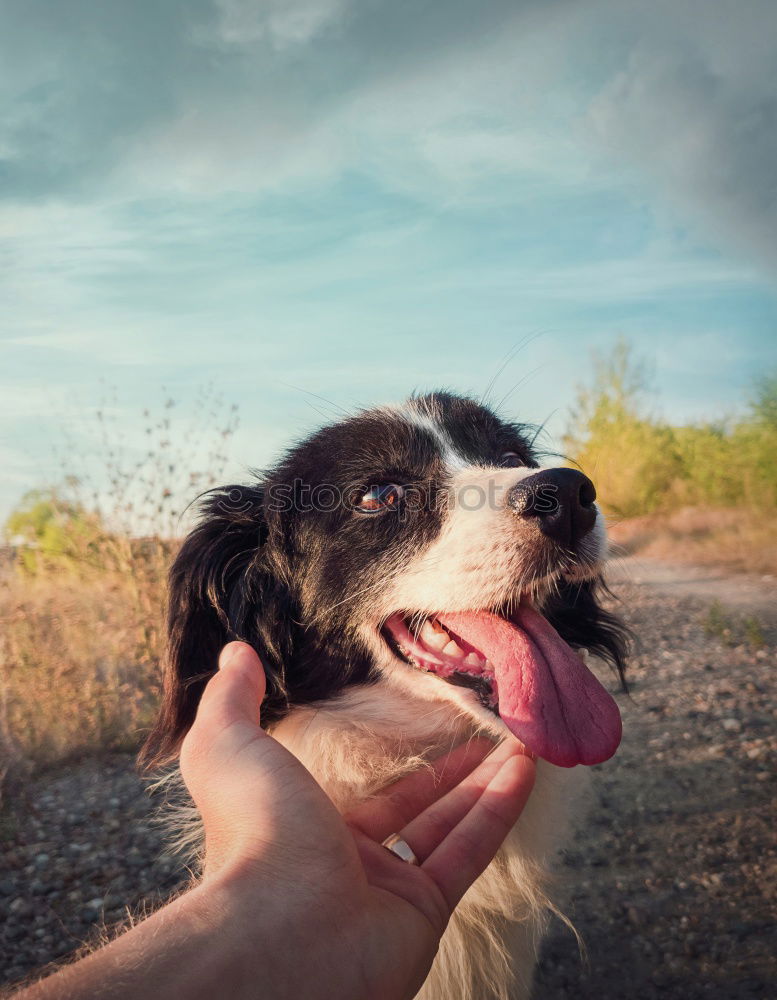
left=436, top=607, right=622, bottom=767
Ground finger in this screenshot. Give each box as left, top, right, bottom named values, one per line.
left=395, top=743, right=530, bottom=862
left=191, top=641, right=266, bottom=737
left=180, top=642, right=267, bottom=783
left=345, top=737, right=500, bottom=842
left=422, top=753, right=535, bottom=912
left=350, top=829, right=452, bottom=937
left=178, top=643, right=344, bottom=875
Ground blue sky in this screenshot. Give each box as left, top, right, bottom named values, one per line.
left=2, top=0, right=776, bottom=525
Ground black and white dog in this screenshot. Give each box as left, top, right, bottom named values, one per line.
left=141, top=391, right=627, bottom=1000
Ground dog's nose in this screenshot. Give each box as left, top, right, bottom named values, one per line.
left=507, top=468, right=597, bottom=548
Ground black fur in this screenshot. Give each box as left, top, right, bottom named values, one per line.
left=543, top=577, right=630, bottom=692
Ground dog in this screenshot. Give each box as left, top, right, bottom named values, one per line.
left=140, top=391, right=628, bottom=1000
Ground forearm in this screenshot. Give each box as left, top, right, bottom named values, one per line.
left=13, top=875, right=369, bottom=1000
left=14, top=884, right=254, bottom=1000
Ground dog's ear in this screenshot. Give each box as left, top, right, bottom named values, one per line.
left=138, top=484, right=288, bottom=769
left=543, top=575, right=631, bottom=691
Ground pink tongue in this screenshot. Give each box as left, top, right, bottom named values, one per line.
left=436, top=607, right=622, bottom=767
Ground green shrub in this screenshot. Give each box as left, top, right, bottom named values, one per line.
left=565, top=338, right=777, bottom=516
left=5, top=489, right=105, bottom=575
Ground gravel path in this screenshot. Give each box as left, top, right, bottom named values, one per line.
left=535, top=559, right=776, bottom=999
left=0, top=758, right=187, bottom=990
left=2, top=559, right=775, bottom=996
left=609, top=555, right=777, bottom=624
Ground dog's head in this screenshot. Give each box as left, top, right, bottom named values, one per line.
left=140, top=392, right=628, bottom=770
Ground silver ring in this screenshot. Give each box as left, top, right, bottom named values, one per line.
left=381, top=833, right=419, bottom=865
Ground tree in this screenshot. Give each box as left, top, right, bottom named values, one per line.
left=564, top=338, right=651, bottom=452
left=750, top=372, right=777, bottom=429
left=563, top=338, right=683, bottom=517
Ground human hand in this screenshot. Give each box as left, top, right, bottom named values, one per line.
left=14, top=642, right=534, bottom=1000
left=180, top=641, right=536, bottom=1000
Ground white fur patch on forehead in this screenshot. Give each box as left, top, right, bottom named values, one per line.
left=392, top=398, right=467, bottom=471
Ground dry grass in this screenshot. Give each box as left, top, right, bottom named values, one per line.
left=0, top=546, right=172, bottom=803
left=0, top=389, right=238, bottom=805
left=608, top=507, right=777, bottom=576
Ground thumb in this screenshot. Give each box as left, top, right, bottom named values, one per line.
left=179, top=641, right=348, bottom=879
left=179, top=641, right=267, bottom=784
left=205, top=640, right=267, bottom=728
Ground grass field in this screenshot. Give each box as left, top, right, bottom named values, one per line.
left=0, top=553, right=167, bottom=801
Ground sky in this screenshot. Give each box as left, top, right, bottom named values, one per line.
left=2, top=0, right=776, bottom=525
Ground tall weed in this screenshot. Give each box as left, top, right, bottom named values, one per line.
left=0, top=388, right=238, bottom=800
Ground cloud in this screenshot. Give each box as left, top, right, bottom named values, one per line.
left=0, top=0, right=559, bottom=198
left=585, top=0, right=777, bottom=269
left=212, top=0, right=352, bottom=49
left=2, top=0, right=774, bottom=273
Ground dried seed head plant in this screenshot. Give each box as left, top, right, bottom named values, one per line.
left=0, top=386, right=239, bottom=805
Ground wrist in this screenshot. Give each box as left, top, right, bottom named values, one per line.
left=199, top=862, right=369, bottom=1000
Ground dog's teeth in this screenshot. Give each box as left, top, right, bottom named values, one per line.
left=421, top=619, right=450, bottom=651
left=463, top=652, right=483, bottom=668
left=442, top=639, right=464, bottom=658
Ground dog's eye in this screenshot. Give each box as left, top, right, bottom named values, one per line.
left=499, top=451, right=523, bottom=468
left=357, top=484, right=405, bottom=514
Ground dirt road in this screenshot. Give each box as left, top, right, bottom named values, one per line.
left=535, top=557, right=776, bottom=999
left=610, top=555, right=776, bottom=625
left=2, top=557, right=775, bottom=997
